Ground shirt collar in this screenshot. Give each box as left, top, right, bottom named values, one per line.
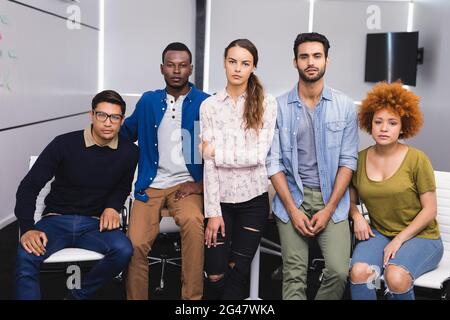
left=164, top=82, right=194, bottom=103
left=166, top=87, right=191, bottom=103
left=322, top=86, right=332, bottom=101
left=84, top=125, right=118, bottom=149
left=287, top=83, right=333, bottom=105
left=216, top=88, right=247, bottom=103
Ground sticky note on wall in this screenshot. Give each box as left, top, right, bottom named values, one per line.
left=8, top=50, right=17, bottom=59
left=0, top=15, right=9, bottom=25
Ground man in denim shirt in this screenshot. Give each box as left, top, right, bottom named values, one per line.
left=266, top=33, right=358, bottom=300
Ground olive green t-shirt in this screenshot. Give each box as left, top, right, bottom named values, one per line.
left=352, top=146, right=440, bottom=239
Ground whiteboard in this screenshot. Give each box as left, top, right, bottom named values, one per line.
left=0, top=0, right=98, bottom=129
left=13, top=0, right=99, bottom=29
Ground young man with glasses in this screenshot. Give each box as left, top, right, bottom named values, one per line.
left=121, top=42, right=209, bottom=300
left=14, top=90, right=139, bottom=300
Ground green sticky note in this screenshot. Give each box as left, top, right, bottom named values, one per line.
left=0, top=15, right=9, bottom=25
left=8, top=50, right=17, bottom=59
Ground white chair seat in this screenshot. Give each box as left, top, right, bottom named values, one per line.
left=44, top=248, right=104, bottom=263
left=414, top=251, right=450, bottom=289
left=159, top=216, right=179, bottom=233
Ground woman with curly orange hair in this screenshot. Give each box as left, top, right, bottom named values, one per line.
left=348, top=82, right=443, bottom=300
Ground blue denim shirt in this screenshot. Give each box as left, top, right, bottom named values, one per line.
left=120, top=83, right=210, bottom=202
left=266, top=85, right=358, bottom=223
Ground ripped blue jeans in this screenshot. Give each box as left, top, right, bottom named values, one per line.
left=350, top=229, right=443, bottom=300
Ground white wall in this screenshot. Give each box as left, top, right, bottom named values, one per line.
left=14, top=0, right=99, bottom=28
left=207, top=0, right=309, bottom=96
left=103, top=0, right=196, bottom=114
left=409, top=0, right=450, bottom=171
left=314, top=0, right=410, bottom=102
left=313, top=0, right=412, bottom=150
left=0, top=0, right=98, bottom=128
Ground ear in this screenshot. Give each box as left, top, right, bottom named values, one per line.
left=90, top=110, right=95, bottom=122
left=292, top=57, right=297, bottom=68
left=326, top=56, right=330, bottom=66
left=160, top=64, right=164, bottom=75
left=189, top=64, right=193, bottom=76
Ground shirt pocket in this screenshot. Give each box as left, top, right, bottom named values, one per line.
left=326, top=120, right=346, bottom=148
left=279, top=127, right=293, bottom=170
left=279, top=127, right=293, bottom=152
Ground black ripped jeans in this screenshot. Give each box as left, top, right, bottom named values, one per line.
left=204, top=192, right=269, bottom=300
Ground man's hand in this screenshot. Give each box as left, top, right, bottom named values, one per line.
left=99, top=208, right=120, bottom=232
left=174, top=182, right=203, bottom=201
left=20, top=230, right=48, bottom=256
left=290, top=208, right=315, bottom=237
left=310, top=207, right=333, bottom=235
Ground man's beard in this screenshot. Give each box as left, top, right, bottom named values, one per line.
left=298, top=67, right=326, bottom=83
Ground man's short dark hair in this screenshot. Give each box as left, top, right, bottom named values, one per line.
left=162, top=42, right=192, bottom=64
left=293, top=32, right=330, bottom=58
left=91, top=90, right=126, bottom=115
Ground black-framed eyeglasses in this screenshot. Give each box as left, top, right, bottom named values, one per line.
left=93, top=111, right=124, bottom=123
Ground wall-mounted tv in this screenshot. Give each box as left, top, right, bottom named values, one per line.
left=365, top=31, right=419, bottom=86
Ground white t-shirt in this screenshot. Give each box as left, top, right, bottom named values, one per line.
left=151, top=92, right=194, bottom=189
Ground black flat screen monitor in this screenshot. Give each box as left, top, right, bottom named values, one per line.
left=365, top=31, right=419, bottom=86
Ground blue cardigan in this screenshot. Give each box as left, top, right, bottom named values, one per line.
left=120, top=83, right=209, bottom=202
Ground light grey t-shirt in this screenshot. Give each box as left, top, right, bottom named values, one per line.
left=297, top=104, right=320, bottom=188
left=151, top=92, right=194, bottom=189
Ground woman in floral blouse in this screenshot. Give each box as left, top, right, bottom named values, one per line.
left=199, top=38, right=277, bottom=299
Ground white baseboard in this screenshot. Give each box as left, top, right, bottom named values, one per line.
left=0, top=213, right=16, bottom=230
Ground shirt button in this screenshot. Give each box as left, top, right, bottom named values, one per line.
left=170, top=100, right=174, bottom=104
left=154, top=125, right=157, bottom=128
left=154, top=161, right=157, bottom=164
left=155, top=143, right=157, bottom=146
left=162, top=108, right=165, bottom=111
left=172, top=116, right=175, bottom=119
left=150, top=177, right=153, bottom=180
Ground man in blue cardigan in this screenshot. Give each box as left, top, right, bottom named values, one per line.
left=121, top=42, right=209, bottom=300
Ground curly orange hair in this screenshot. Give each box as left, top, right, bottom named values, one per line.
left=359, top=81, right=423, bottom=139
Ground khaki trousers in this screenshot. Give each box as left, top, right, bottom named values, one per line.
left=125, top=184, right=204, bottom=300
